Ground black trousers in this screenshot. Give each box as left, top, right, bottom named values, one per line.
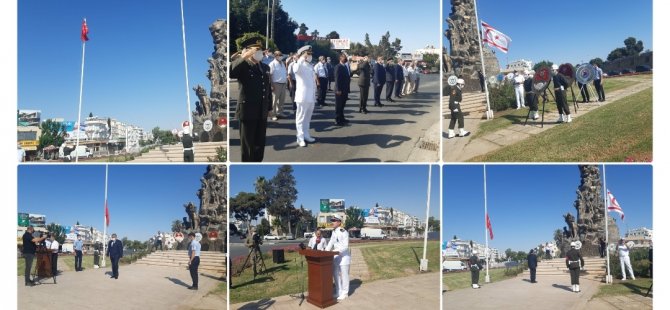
left=183, top=150, right=194, bottom=162
left=599, top=245, right=606, bottom=258
left=385, top=81, right=394, bottom=100
left=449, top=110, right=465, bottom=130
left=569, top=268, right=580, bottom=285
left=525, top=92, right=538, bottom=112
left=415, top=78, right=420, bottom=93
left=239, top=118, right=267, bottom=162
left=75, top=250, right=83, bottom=271
left=594, top=79, right=605, bottom=101
left=111, top=256, right=120, bottom=277
left=578, top=83, right=590, bottom=102
left=24, top=253, right=34, bottom=283
left=51, top=253, right=58, bottom=276
left=190, top=256, right=200, bottom=287
left=289, top=79, right=297, bottom=110
left=317, top=77, right=328, bottom=105
left=335, top=93, right=347, bottom=122
left=359, top=85, right=369, bottom=111
left=471, top=269, right=480, bottom=285
left=530, top=268, right=536, bottom=282
left=395, top=80, right=404, bottom=97
left=554, top=90, right=570, bottom=115
left=374, top=84, right=384, bottom=104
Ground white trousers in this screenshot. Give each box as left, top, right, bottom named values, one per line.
left=333, top=263, right=350, bottom=298
left=620, top=255, right=635, bottom=279
left=515, top=85, right=525, bottom=107
left=295, top=101, right=315, bottom=141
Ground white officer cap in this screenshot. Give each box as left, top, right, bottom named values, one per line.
left=570, top=241, right=576, bottom=247
left=552, top=64, right=559, bottom=71
left=456, top=78, right=465, bottom=85
left=330, top=214, right=343, bottom=222
left=472, top=250, right=478, bottom=255
left=297, top=45, right=312, bottom=56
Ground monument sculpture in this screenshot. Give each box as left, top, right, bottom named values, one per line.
left=445, top=0, right=500, bottom=93
left=556, top=165, right=619, bottom=257
left=191, top=19, right=227, bottom=142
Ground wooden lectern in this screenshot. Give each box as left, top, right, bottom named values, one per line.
left=298, top=249, right=339, bottom=308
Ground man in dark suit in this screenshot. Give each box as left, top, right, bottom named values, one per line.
left=527, top=249, right=538, bottom=283
left=107, top=233, right=123, bottom=279
left=356, top=55, right=371, bottom=113
left=326, top=57, right=335, bottom=91
left=334, top=53, right=351, bottom=126
left=230, top=36, right=272, bottom=162
left=394, top=60, right=404, bottom=98
left=372, top=56, right=386, bottom=107
left=384, top=58, right=396, bottom=102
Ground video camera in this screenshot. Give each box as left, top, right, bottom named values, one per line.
left=246, top=231, right=263, bottom=248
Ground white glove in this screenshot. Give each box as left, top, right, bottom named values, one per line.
left=560, top=86, right=565, bottom=91
left=452, top=109, right=459, bottom=113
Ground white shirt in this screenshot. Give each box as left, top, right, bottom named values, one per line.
left=618, top=244, right=630, bottom=257
left=403, top=66, right=410, bottom=78
left=269, top=59, right=288, bottom=83
left=308, top=235, right=327, bottom=250
left=314, top=62, right=328, bottom=78
left=513, top=75, right=525, bottom=86
left=325, top=227, right=351, bottom=265
left=50, top=240, right=59, bottom=253
left=294, top=58, right=317, bottom=103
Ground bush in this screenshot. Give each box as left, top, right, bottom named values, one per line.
left=489, top=83, right=516, bottom=111
left=608, top=248, right=651, bottom=278
left=209, top=146, right=227, bottom=162
left=504, top=266, right=524, bottom=277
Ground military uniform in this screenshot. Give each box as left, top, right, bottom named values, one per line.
left=181, top=133, right=194, bottom=162
left=230, top=53, right=271, bottom=162
left=552, top=73, right=571, bottom=121
left=565, top=247, right=584, bottom=292
left=326, top=226, right=351, bottom=299
left=448, top=86, right=465, bottom=134
left=384, top=60, right=396, bottom=102
left=523, top=77, right=539, bottom=118
left=468, top=254, right=481, bottom=288
left=294, top=46, right=317, bottom=146
left=356, top=60, right=371, bottom=113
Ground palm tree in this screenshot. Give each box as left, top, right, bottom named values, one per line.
left=271, top=217, right=282, bottom=235
left=171, top=220, right=183, bottom=232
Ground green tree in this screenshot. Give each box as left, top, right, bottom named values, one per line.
left=267, top=165, right=298, bottom=236
left=230, top=0, right=297, bottom=53
left=298, top=23, right=308, bottom=35
left=326, top=31, right=340, bottom=39
left=310, top=29, right=320, bottom=38
left=607, top=47, right=627, bottom=62
left=271, top=217, right=283, bottom=235
left=428, top=216, right=440, bottom=232
left=364, top=33, right=373, bottom=48
left=344, top=207, right=364, bottom=230
left=423, top=53, right=439, bottom=71
left=378, top=31, right=393, bottom=59
left=171, top=219, right=183, bottom=232
left=38, top=119, right=67, bottom=150
left=257, top=218, right=271, bottom=236
left=607, top=37, right=644, bottom=61
left=231, top=192, right=266, bottom=230
left=46, top=223, right=66, bottom=245
left=589, top=57, right=604, bottom=68
left=391, top=38, right=402, bottom=54
left=505, top=248, right=514, bottom=260
left=532, top=60, right=554, bottom=71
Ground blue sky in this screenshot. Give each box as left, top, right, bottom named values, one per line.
left=18, top=0, right=225, bottom=131
left=281, top=0, right=440, bottom=53
left=17, top=165, right=211, bottom=241
left=443, top=0, right=653, bottom=67
left=442, top=165, right=652, bottom=252
left=230, top=165, right=440, bottom=221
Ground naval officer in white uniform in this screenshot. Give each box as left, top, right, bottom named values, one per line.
left=294, top=45, right=317, bottom=147
left=325, top=214, right=350, bottom=300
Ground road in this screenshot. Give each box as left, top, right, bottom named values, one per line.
left=229, top=74, right=440, bottom=162
left=229, top=238, right=306, bottom=261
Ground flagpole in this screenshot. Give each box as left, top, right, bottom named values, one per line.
left=179, top=0, right=193, bottom=127
left=420, top=165, right=431, bottom=271
left=602, top=165, right=612, bottom=283
left=75, top=19, right=87, bottom=163
left=102, top=165, right=108, bottom=268
left=483, top=165, right=490, bottom=283
left=473, top=0, right=493, bottom=119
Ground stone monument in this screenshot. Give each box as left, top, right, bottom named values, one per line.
left=556, top=165, right=619, bottom=257
left=445, top=0, right=500, bottom=93
left=191, top=19, right=227, bottom=142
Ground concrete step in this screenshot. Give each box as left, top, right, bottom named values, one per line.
left=132, top=142, right=226, bottom=162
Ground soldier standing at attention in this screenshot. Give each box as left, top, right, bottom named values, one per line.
left=468, top=250, right=481, bottom=289
left=181, top=121, right=194, bottom=162
left=447, top=79, right=470, bottom=138
left=325, top=215, right=351, bottom=300
left=230, top=36, right=272, bottom=162
left=294, top=45, right=317, bottom=147
left=565, top=241, right=584, bottom=293
left=524, top=71, right=539, bottom=120
left=356, top=55, right=372, bottom=114
left=552, top=64, right=572, bottom=123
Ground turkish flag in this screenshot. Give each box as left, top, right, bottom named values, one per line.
left=105, top=201, right=110, bottom=226
left=486, top=212, right=494, bottom=240
left=81, top=19, right=89, bottom=42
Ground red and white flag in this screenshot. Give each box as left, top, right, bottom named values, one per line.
left=105, top=200, right=110, bottom=226
left=81, top=19, right=89, bottom=42
left=481, top=21, right=511, bottom=54
left=607, top=190, right=624, bottom=221
left=486, top=212, right=494, bottom=240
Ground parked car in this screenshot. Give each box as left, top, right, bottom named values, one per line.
left=635, top=65, right=652, bottom=72
left=285, top=234, right=295, bottom=240
left=263, top=234, right=280, bottom=240
left=621, top=68, right=634, bottom=74
left=607, top=70, right=620, bottom=76
left=442, top=260, right=467, bottom=271
left=303, top=232, right=314, bottom=239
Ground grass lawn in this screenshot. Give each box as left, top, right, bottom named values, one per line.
left=473, top=77, right=640, bottom=139
left=230, top=250, right=305, bottom=303
left=443, top=267, right=523, bottom=291
left=593, top=278, right=653, bottom=298
left=213, top=282, right=227, bottom=295
left=471, top=87, right=652, bottom=162
left=360, top=241, right=439, bottom=281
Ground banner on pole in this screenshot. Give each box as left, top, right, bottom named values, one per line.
left=607, top=190, right=625, bottom=221
left=81, top=19, right=89, bottom=42
left=486, top=212, right=494, bottom=240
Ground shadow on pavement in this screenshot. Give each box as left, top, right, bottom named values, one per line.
left=349, top=279, right=363, bottom=295
left=165, top=277, right=190, bottom=288
left=236, top=298, right=275, bottom=310
left=552, top=283, right=573, bottom=292
left=339, top=158, right=382, bottom=162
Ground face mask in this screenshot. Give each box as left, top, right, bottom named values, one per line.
left=305, top=55, right=313, bottom=62
left=253, top=51, right=263, bottom=61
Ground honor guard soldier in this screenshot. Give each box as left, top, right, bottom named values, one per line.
left=468, top=250, right=481, bottom=289
left=230, top=35, right=272, bottom=162
left=294, top=45, right=317, bottom=146
left=523, top=71, right=539, bottom=120
left=325, top=215, right=351, bottom=300
left=565, top=241, right=584, bottom=293
left=551, top=64, right=572, bottom=123
left=181, top=121, right=194, bottom=162
left=447, top=79, right=471, bottom=138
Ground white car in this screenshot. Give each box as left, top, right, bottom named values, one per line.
left=263, top=234, right=280, bottom=240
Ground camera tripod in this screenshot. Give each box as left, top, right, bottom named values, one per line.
left=288, top=257, right=307, bottom=306
left=237, top=242, right=267, bottom=279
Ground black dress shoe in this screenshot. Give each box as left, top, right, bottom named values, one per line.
left=188, top=286, right=198, bottom=290
left=335, top=122, right=345, bottom=126
left=363, top=109, right=369, bottom=114
left=25, top=282, right=35, bottom=287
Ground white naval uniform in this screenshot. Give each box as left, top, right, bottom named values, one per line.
left=325, top=227, right=351, bottom=299
left=617, top=244, right=635, bottom=280
left=308, top=236, right=327, bottom=251
left=513, top=74, right=525, bottom=108
left=294, top=58, right=317, bottom=143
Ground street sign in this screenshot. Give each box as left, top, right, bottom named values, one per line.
left=330, top=38, right=350, bottom=50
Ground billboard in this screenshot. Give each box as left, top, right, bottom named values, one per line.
left=330, top=39, right=350, bottom=50
left=320, top=199, right=345, bottom=212
left=18, top=110, right=41, bottom=127
left=18, top=213, right=29, bottom=227
left=28, top=214, right=46, bottom=228
left=364, top=207, right=379, bottom=224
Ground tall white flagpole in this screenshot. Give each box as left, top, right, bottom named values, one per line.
left=102, top=165, right=108, bottom=268
left=483, top=165, right=490, bottom=283
left=179, top=0, right=193, bottom=127
left=602, top=165, right=612, bottom=283
left=420, top=165, right=432, bottom=271
left=473, top=0, right=493, bottom=119
left=75, top=19, right=87, bottom=163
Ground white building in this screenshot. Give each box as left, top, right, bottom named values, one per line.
left=504, top=59, right=533, bottom=73
left=412, top=45, right=441, bottom=61
left=625, top=227, right=653, bottom=247
left=443, top=238, right=499, bottom=261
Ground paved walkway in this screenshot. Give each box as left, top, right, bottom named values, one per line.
left=443, top=77, right=653, bottom=161
left=232, top=272, right=439, bottom=310
left=349, top=247, right=370, bottom=281
left=586, top=294, right=653, bottom=310
left=18, top=264, right=225, bottom=310
left=443, top=275, right=600, bottom=310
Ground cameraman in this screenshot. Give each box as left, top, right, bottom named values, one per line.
left=22, top=226, right=47, bottom=286
left=245, top=227, right=262, bottom=249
